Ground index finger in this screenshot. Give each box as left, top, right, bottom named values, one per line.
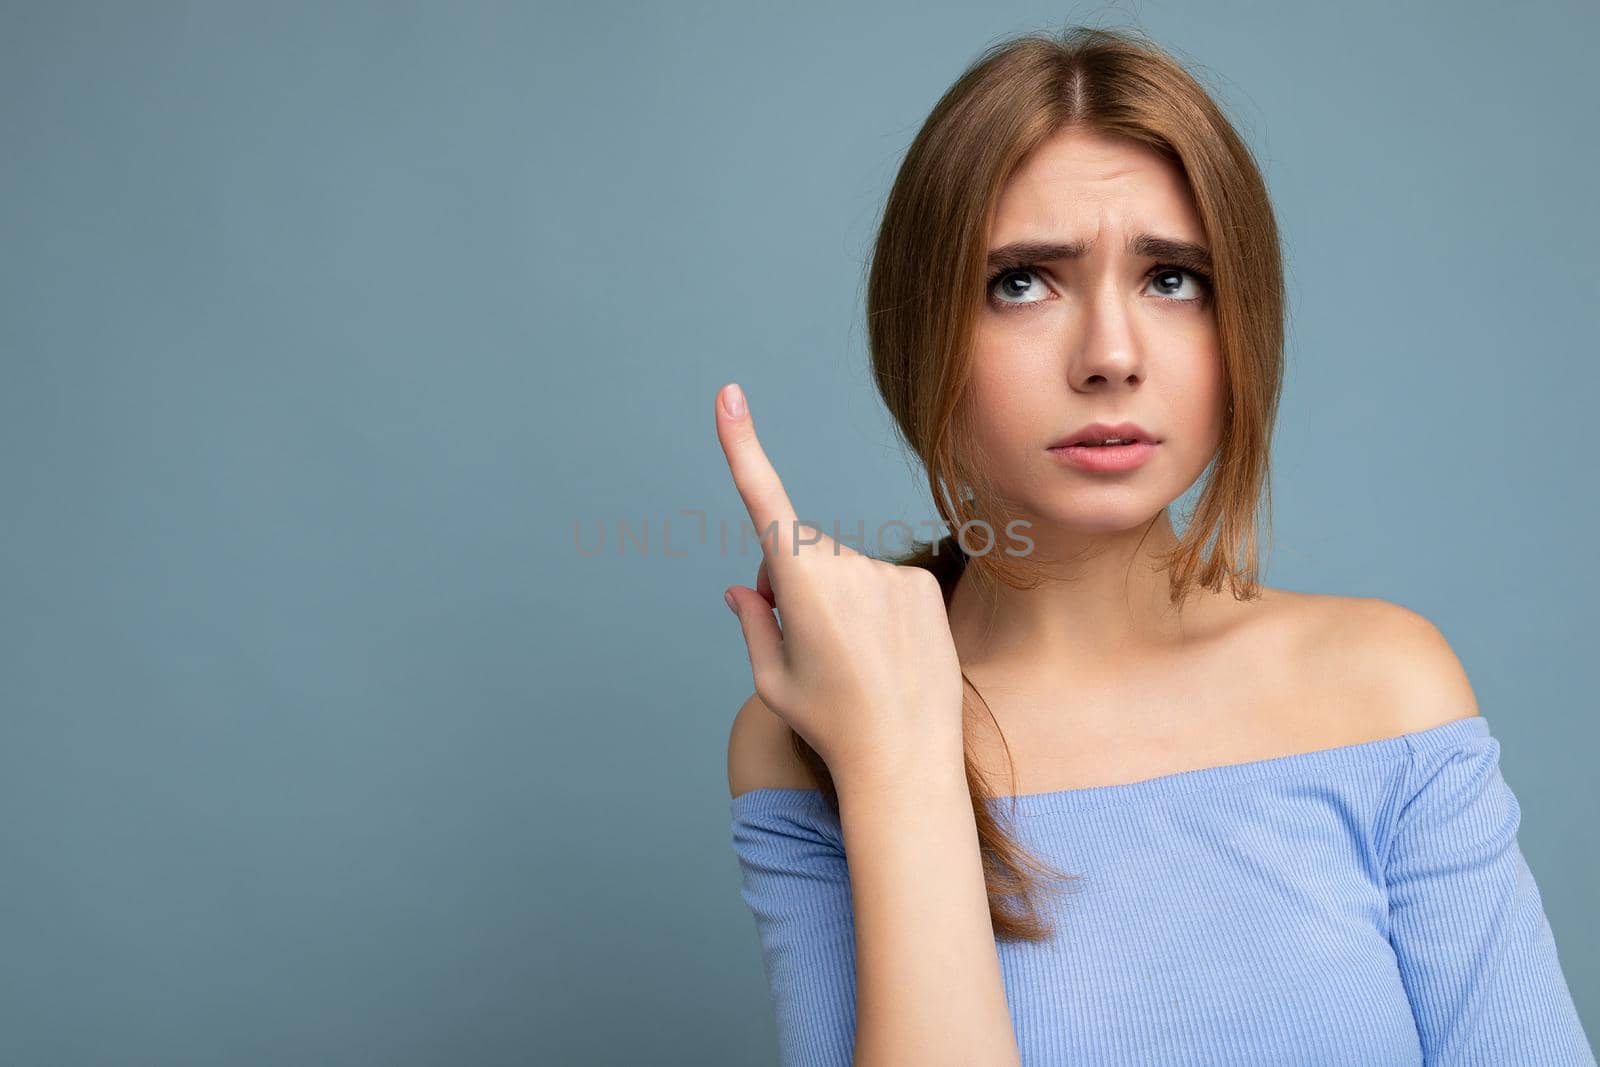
left=715, top=382, right=799, bottom=561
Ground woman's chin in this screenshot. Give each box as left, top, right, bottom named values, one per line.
left=1027, top=502, right=1172, bottom=537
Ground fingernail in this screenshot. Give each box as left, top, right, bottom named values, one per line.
left=723, top=589, right=738, bottom=615
left=722, top=383, right=746, bottom=418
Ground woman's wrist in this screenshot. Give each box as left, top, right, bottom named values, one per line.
left=831, top=734, right=970, bottom=809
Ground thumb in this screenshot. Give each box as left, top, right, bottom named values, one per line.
left=724, top=585, right=785, bottom=694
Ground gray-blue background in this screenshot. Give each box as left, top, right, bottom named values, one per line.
left=2, top=1, right=1594, bottom=1063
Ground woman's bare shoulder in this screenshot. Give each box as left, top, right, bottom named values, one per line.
left=1286, top=590, right=1482, bottom=737
left=726, top=691, right=823, bottom=800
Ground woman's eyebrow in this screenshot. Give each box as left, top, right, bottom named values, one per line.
left=986, top=233, right=1213, bottom=272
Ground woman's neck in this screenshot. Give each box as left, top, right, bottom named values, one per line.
left=945, top=509, right=1236, bottom=676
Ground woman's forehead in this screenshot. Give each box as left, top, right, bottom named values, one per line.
left=991, top=136, right=1202, bottom=248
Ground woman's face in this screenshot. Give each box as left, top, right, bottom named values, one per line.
left=968, top=127, right=1225, bottom=539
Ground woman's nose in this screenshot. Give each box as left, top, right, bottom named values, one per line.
left=1069, top=284, right=1144, bottom=389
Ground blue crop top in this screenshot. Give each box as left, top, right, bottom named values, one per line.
left=729, top=715, right=1595, bottom=1065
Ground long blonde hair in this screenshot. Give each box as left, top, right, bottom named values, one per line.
left=792, top=26, right=1286, bottom=942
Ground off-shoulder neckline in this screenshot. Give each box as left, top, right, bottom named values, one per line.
left=729, top=714, right=1489, bottom=817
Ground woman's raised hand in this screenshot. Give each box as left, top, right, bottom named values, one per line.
left=714, top=382, right=966, bottom=788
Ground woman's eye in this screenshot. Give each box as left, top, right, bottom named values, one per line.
left=988, top=266, right=1211, bottom=308
left=989, top=269, right=1047, bottom=305
left=1147, top=267, right=1208, bottom=302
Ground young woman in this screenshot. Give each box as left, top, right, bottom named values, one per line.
left=717, top=27, right=1594, bottom=1067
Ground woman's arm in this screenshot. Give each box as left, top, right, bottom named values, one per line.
left=1384, top=728, right=1595, bottom=1065
left=1353, top=603, right=1595, bottom=1064
left=716, top=382, right=1021, bottom=1063
left=729, top=693, right=1021, bottom=1065
left=835, top=762, right=1021, bottom=1067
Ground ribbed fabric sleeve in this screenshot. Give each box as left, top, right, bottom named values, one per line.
left=1384, top=726, right=1594, bottom=1065
left=729, top=716, right=1595, bottom=1066
left=731, top=792, right=856, bottom=1066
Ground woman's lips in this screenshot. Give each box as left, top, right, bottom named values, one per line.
left=1045, top=440, right=1158, bottom=472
